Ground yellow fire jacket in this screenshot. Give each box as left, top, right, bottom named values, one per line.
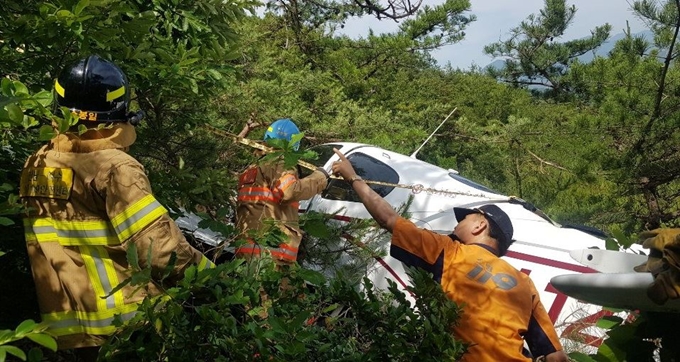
left=235, top=160, right=327, bottom=263
left=19, top=124, right=214, bottom=350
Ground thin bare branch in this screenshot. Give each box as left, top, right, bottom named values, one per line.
left=526, top=149, right=571, bottom=172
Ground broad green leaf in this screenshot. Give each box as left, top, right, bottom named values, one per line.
left=268, top=317, right=286, bottom=332
left=127, top=242, right=140, bottom=270
left=26, top=333, right=57, bottom=351
left=568, top=352, right=598, bottom=362
left=296, top=268, right=326, bottom=286
left=223, top=50, right=240, bottom=61
left=15, top=320, right=37, bottom=336
left=179, top=156, right=185, bottom=170
left=283, top=153, right=298, bottom=169
left=38, top=125, right=56, bottom=141
left=605, top=237, right=619, bottom=251
left=596, top=315, right=623, bottom=330
left=303, top=218, right=330, bottom=238
left=1, top=78, right=12, bottom=95
left=55, top=9, right=74, bottom=18
left=0, top=217, right=14, bottom=226
left=152, top=48, right=174, bottom=63
left=31, top=91, right=53, bottom=108
left=6, top=104, right=23, bottom=124
left=0, top=329, right=13, bottom=343
left=597, top=338, right=625, bottom=361
left=12, top=81, right=29, bottom=96
left=321, top=303, right=341, bottom=314
left=290, top=132, right=304, bottom=145
left=179, top=57, right=199, bottom=66
left=216, top=207, right=230, bottom=219
left=74, top=0, right=90, bottom=15
left=291, top=310, right=312, bottom=328
left=0, top=96, right=22, bottom=109
left=206, top=69, right=223, bottom=80
left=189, top=78, right=199, bottom=94
left=56, top=117, right=70, bottom=134
left=154, top=318, right=163, bottom=333
left=1, top=345, right=27, bottom=360
left=21, top=116, right=39, bottom=129
left=184, top=265, right=197, bottom=281
left=26, top=347, right=43, bottom=362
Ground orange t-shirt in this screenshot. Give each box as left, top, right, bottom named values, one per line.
left=391, top=217, right=563, bottom=362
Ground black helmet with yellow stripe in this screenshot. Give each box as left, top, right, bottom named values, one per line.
left=54, top=55, right=130, bottom=123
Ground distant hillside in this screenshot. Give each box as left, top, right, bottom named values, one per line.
left=487, top=30, right=655, bottom=71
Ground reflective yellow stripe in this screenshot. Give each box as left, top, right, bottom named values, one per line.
left=54, top=80, right=65, bottom=97
left=197, top=255, right=215, bottom=270
left=42, top=304, right=139, bottom=336
left=110, top=194, right=167, bottom=241
left=23, top=218, right=120, bottom=246
left=102, top=251, right=124, bottom=308
left=80, top=246, right=123, bottom=311
left=106, top=85, right=125, bottom=102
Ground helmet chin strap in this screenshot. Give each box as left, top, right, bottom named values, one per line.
left=127, top=110, right=145, bottom=126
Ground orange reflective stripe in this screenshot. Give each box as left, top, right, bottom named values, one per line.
left=279, top=243, right=298, bottom=252
left=271, top=243, right=297, bottom=261
left=235, top=242, right=298, bottom=262
left=235, top=244, right=264, bottom=255
left=270, top=250, right=297, bottom=261
left=273, top=174, right=297, bottom=195
left=238, top=187, right=277, bottom=203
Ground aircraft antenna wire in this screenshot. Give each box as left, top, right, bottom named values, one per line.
left=409, top=107, right=459, bottom=159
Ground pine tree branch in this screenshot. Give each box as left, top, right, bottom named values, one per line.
left=631, top=0, right=680, bottom=156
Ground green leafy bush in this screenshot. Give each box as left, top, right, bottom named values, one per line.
left=0, top=319, right=57, bottom=362
left=100, top=260, right=466, bottom=361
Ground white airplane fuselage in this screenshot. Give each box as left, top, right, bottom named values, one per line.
left=299, top=142, right=615, bottom=348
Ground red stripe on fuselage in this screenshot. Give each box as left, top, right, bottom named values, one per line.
left=505, top=250, right=598, bottom=274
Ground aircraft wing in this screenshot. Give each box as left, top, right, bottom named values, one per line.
left=569, top=249, right=647, bottom=273
left=551, top=272, right=680, bottom=313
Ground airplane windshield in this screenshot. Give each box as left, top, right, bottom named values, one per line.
left=299, top=144, right=343, bottom=178
left=322, top=152, right=399, bottom=201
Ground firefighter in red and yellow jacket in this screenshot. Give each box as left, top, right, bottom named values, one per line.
left=235, top=119, right=328, bottom=265
left=19, top=55, right=214, bottom=358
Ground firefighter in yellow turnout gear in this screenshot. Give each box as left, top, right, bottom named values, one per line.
left=19, top=55, right=214, bottom=354
left=235, top=119, right=328, bottom=265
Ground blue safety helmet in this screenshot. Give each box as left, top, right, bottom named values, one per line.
left=264, top=118, right=301, bottom=151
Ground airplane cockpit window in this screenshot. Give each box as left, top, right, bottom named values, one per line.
left=299, top=144, right=342, bottom=178
left=322, top=152, right=399, bottom=202
left=448, top=172, right=498, bottom=194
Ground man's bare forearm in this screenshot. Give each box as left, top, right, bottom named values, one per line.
left=351, top=180, right=398, bottom=232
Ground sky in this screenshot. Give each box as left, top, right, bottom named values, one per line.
left=339, top=0, right=648, bottom=69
